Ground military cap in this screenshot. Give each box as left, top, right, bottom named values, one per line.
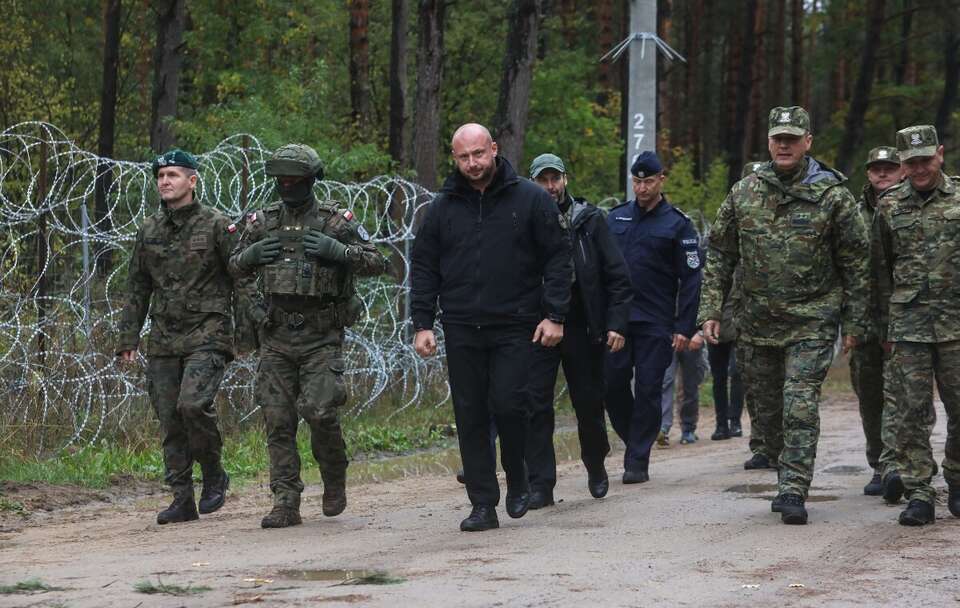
left=631, top=151, right=663, bottom=178
left=865, top=146, right=900, bottom=167
left=152, top=149, right=199, bottom=177
left=265, top=143, right=325, bottom=179
left=896, top=125, right=939, bottom=161
left=768, top=106, right=810, bottom=137
left=741, top=161, right=765, bottom=178
left=529, top=153, right=566, bottom=178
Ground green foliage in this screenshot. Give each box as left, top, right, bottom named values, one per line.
left=133, top=580, right=211, bottom=596
left=663, top=151, right=730, bottom=232
left=0, top=497, right=27, bottom=515
left=0, top=404, right=455, bottom=489
left=0, top=579, right=62, bottom=594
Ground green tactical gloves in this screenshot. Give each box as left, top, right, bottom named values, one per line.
left=239, top=236, right=282, bottom=268
left=304, top=229, right=348, bottom=262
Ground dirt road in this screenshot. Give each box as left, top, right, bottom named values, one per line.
left=1, top=393, right=958, bottom=607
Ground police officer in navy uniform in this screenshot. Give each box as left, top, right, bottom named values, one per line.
left=605, top=151, right=703, bottom=484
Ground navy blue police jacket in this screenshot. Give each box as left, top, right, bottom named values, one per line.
left=606, top=195, right=702, bottom=339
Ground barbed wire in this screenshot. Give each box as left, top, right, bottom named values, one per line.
left=0, top=121, right=451, bottom=452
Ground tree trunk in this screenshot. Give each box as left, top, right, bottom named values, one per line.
left=411, top=0, right=446, bottom=191
left=727, top=0, right=757, bottom=186
left=150, top=0, right=185, bottom=153
left=348, top=0, right=372, bottom=130
left=791, top=0, right=803, bottom=103
left=835, top=0, right=886, bottom=175
left=658, top=0, right=674, bottom=153
left=686, top=0, right=703, bottom=162
left=389, top=0, right=410, bottom=168
left=594, top=0, right=615, bottom=105
left=768, top=0, right=785, bottom=108
left=493, top=0, right=543, bottom=168
left=744, top=0, right=766, bottom=162
left=96, top=0, right=121, bottom=275
left=934, top=9, right=959, bottom=144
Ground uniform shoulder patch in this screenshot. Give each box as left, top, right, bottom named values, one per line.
left=686, top=250, right=701, bottom=269
left=226, top=223, right=238, bottom=233
left=341, top=209, right=355, bottom=222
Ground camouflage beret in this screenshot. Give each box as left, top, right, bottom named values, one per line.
left=152, top=149, right=199, bottom=177
left=768, top=106, right=810, bottom=137
left=896, top=125, right=939, bottom=161
left=865, top=146, right=900, bottom=168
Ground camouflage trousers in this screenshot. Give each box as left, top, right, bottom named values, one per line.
left=737, top=343, right=783, bottom=461
left=882, top=341, right=960, bottom=504
left=739, top=340, right=835, bottom=498
left=849, top=338, right=885, bottom=471
left=146, top=351, right=227, bottom=491
left=256, top=321, right=349, bottom=508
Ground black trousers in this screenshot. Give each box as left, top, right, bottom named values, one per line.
left=605, top=329, right=673, bottom=472
left=525, top=322, right=611, bottom=492
left=444, top=323, right=534, bottom=507
left=707, top=340, right=744, bottom=423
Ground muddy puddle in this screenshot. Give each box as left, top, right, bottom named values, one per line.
left=724, top=483, right=839, bottom=502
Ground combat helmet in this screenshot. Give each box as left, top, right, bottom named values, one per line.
left=265, top=143, right=325, bottom=180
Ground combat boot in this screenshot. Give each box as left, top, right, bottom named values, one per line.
left=710, top=422, right=730, bottom=441
left=898, top=499, right=934, bottom=526
left=261, top=493, right=302, bottom=529
left=460, top=505, right=499, bottom=532
left=882, top=471, right=904, bottom=504
left=947, top=485, right=960, bottom=518
left=778, top=493, right=808, bottom=525
left=198, top=465, right=230, bottom=514
left=728, top=419, right=743, bottom=437
left=321, top=471, right=347, bottom=517
left=586, top=461, right=609, bottom=499
left=863, top=472, right=882, bottom=496
left=744, top=453, right=775, bottom=470
left=157, top=488, right=199, bottom=525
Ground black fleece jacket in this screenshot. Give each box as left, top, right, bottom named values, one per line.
left=411, top=157, right=572, bottom=330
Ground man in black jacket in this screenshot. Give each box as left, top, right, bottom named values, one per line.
left=524, top=153, right=633, bottom=509
left=411, top=124, right=573, bottom=532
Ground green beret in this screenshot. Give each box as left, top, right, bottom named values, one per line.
left=152, top=149, right=199, bottom=177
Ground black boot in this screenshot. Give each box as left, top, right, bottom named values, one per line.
left=948, top=486, right=960, bottom=518
left=528, top=489, right=554, bottom=510
left=198, top=467, right=229, bottom=514
left=744, top=453, right=775, bottom=470
left=460, top=505, right=499, bottom=532
left=728, top=419, right=743, bottom=437
left=778, top=493, right=808, bottom=525
left=863, top=472, right=882, bottom=496
left=321, top=471, right=347, bottom=517
left=157, top=488, right=199, bottom=525
left=711, top=422, right=730, bottom=441
left=899, top=499, right=935, bottom=526
left=882, top=471, right=904, bottom=504
left=505, top=485, right=530, bottom=519
left=622, top=469, right=649, bottom=484
left=771, top=494, right=784, bottom=513
left=586, top=462, right=609, bottom=499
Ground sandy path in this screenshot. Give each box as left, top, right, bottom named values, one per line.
left=1, top=394, right=957, bottom=607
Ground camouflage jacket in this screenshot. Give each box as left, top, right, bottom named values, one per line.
left=228, top=197, right=386, bottom=325
left=697, top=158, right=870, bottom=347
left=116, top=200, right=252, bottom=358
left=875, top=172, right=960, bottom=343
left=857, top=184, right=886, bottom=342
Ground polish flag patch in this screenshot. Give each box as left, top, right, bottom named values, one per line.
left=342, top=210, right=354, bottom=221
left=226, top=223, right=238, bottom=233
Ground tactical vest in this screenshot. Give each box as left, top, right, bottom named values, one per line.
left=259, top=201, right=351, bottom=301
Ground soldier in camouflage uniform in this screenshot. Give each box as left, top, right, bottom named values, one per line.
left=117, top=149, right=249, bottom=525
left=229, top=144, right=386, bottom=528
left=699, top=107, right=869, bottom=525
left=850, top=146, right=903, bottom=496
left=875, top=125, right=960, bottom=526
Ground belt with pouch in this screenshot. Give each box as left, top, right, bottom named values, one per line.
left=270, top=303, right=340, bottom=329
